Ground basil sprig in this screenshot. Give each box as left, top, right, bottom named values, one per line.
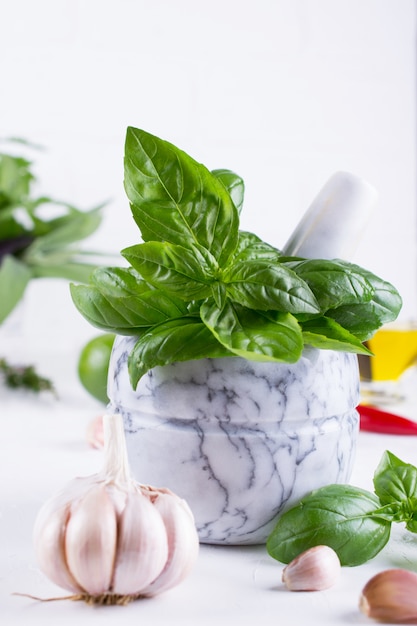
left=267, top=451, right=417, bottom=567
left=0, top=142, right=106, bottom=324
left=70, top=127, right=402, bottom=389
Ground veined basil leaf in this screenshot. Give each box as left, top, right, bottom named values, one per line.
left=201, top=298, right=303, bottom=362
left=325, top=305, right=374, bottom=341
left=70, top=283, right=186, bottom=333
left=266, top=484, right=391, bottom=566
left=302, top=316, right=372, bottom=355
left=283, top=258, right=374, bottom=311
left=223, top=259, right=320, bottom=314
left=122, top=241, right=216, bottom=301
left=91, top=266, right=152, bottom=297
left=0, top=255, right=32, bottom=323
left=91, top=266, right=188, bottom=319
left=124, top=127, right=239, bottom=266
left=127, top=317, right=232, bottom=389
left=211, top=169, right=244, bottom=214
left=327, top=275, right=402, bottom=341
left=234, top=231, right=283, bottom=262
left=374, top=451, right=417, bottom=524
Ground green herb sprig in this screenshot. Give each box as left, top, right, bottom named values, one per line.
left=70, top=127, right=402, bottom=390
left=267, top=450, right=417, bottom=567
left=0, top=357, right=54, bottom=394
left=0, top=140, right=106, bottom=324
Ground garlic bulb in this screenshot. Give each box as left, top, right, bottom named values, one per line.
left=282, top=545, right=341, bottom=591
left=33, top=414, right=199, bottom=604
left=359, top=569, right=417, bottom=623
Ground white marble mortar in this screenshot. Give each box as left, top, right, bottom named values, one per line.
left=108, top=336, right=360, bottom=545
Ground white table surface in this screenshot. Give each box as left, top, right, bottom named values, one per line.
left=2, top=320, right=417, bottom=625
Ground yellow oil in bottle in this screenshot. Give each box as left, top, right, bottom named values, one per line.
left=363, top=323, right=417, bottom=381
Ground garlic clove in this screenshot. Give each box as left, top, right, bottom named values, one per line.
left=86, top=415, right=104, bottom=449
left=65, top=485, right=117, bottom=596
left=111, top=491, right=168, bottom=595
left=359, top=568, right=417, bottom=623
left=141, top=489, right=199, bottom=596
left=33, top=499, right=83, bottom=594
left=282, top=545, right=341, bottom=591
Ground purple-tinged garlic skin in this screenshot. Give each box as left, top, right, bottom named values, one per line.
left=360, top=569, right=417, bottom=623
left=282, top=545, right=341, bottom=591
left=33, top=414, right=199, bottom=602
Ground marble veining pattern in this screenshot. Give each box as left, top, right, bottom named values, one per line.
left=108, top=336, right=360, bottom=544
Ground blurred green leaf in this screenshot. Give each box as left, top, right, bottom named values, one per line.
left=0, top=143, right=107, bottom=325
left=0, top=255, right=32, bottom=323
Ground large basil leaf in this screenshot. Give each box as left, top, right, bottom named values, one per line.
left=70, top=283, right=186, bottom=333
left=327, top=275, right=402, bottom=340
left=200, top=298, right=303, bottom=362
left=124, top=127, right=239, bottom=266
left=127, top=317, right=232, bottom=388
left=284, top=258, right=374, bottom=311
left=302, top=316, right=372, bottom=355
left=266, top=485, right=391, bottom=566
left=223, top=258, right=320, bottom=314
left=0, top=255, right=32, bottom=323
left=91, top=266, right=153, bottom=297
left=90, top=267, right=188, bottom=317
left=211, top=169, right=244, bottom=214
left=122, top=241, right=216, bottom=301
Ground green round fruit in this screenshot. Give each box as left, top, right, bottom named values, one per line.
left=78, top=333, right=115, bottom=404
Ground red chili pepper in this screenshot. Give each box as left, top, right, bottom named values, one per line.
left=358, top=404, right=417, bottom=435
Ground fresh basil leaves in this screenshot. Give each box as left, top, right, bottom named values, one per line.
left=0, top=144, right=105, bottom=324
left=123, top=128, right=239, bottom=267
left=373, top=451, right=417, bottom=531
left=267, top=450, right=417, bottom=567
left=70, top=127, right=402, bottom=389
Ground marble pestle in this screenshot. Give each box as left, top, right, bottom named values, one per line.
left=282, top=171, right=377, bottom=260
